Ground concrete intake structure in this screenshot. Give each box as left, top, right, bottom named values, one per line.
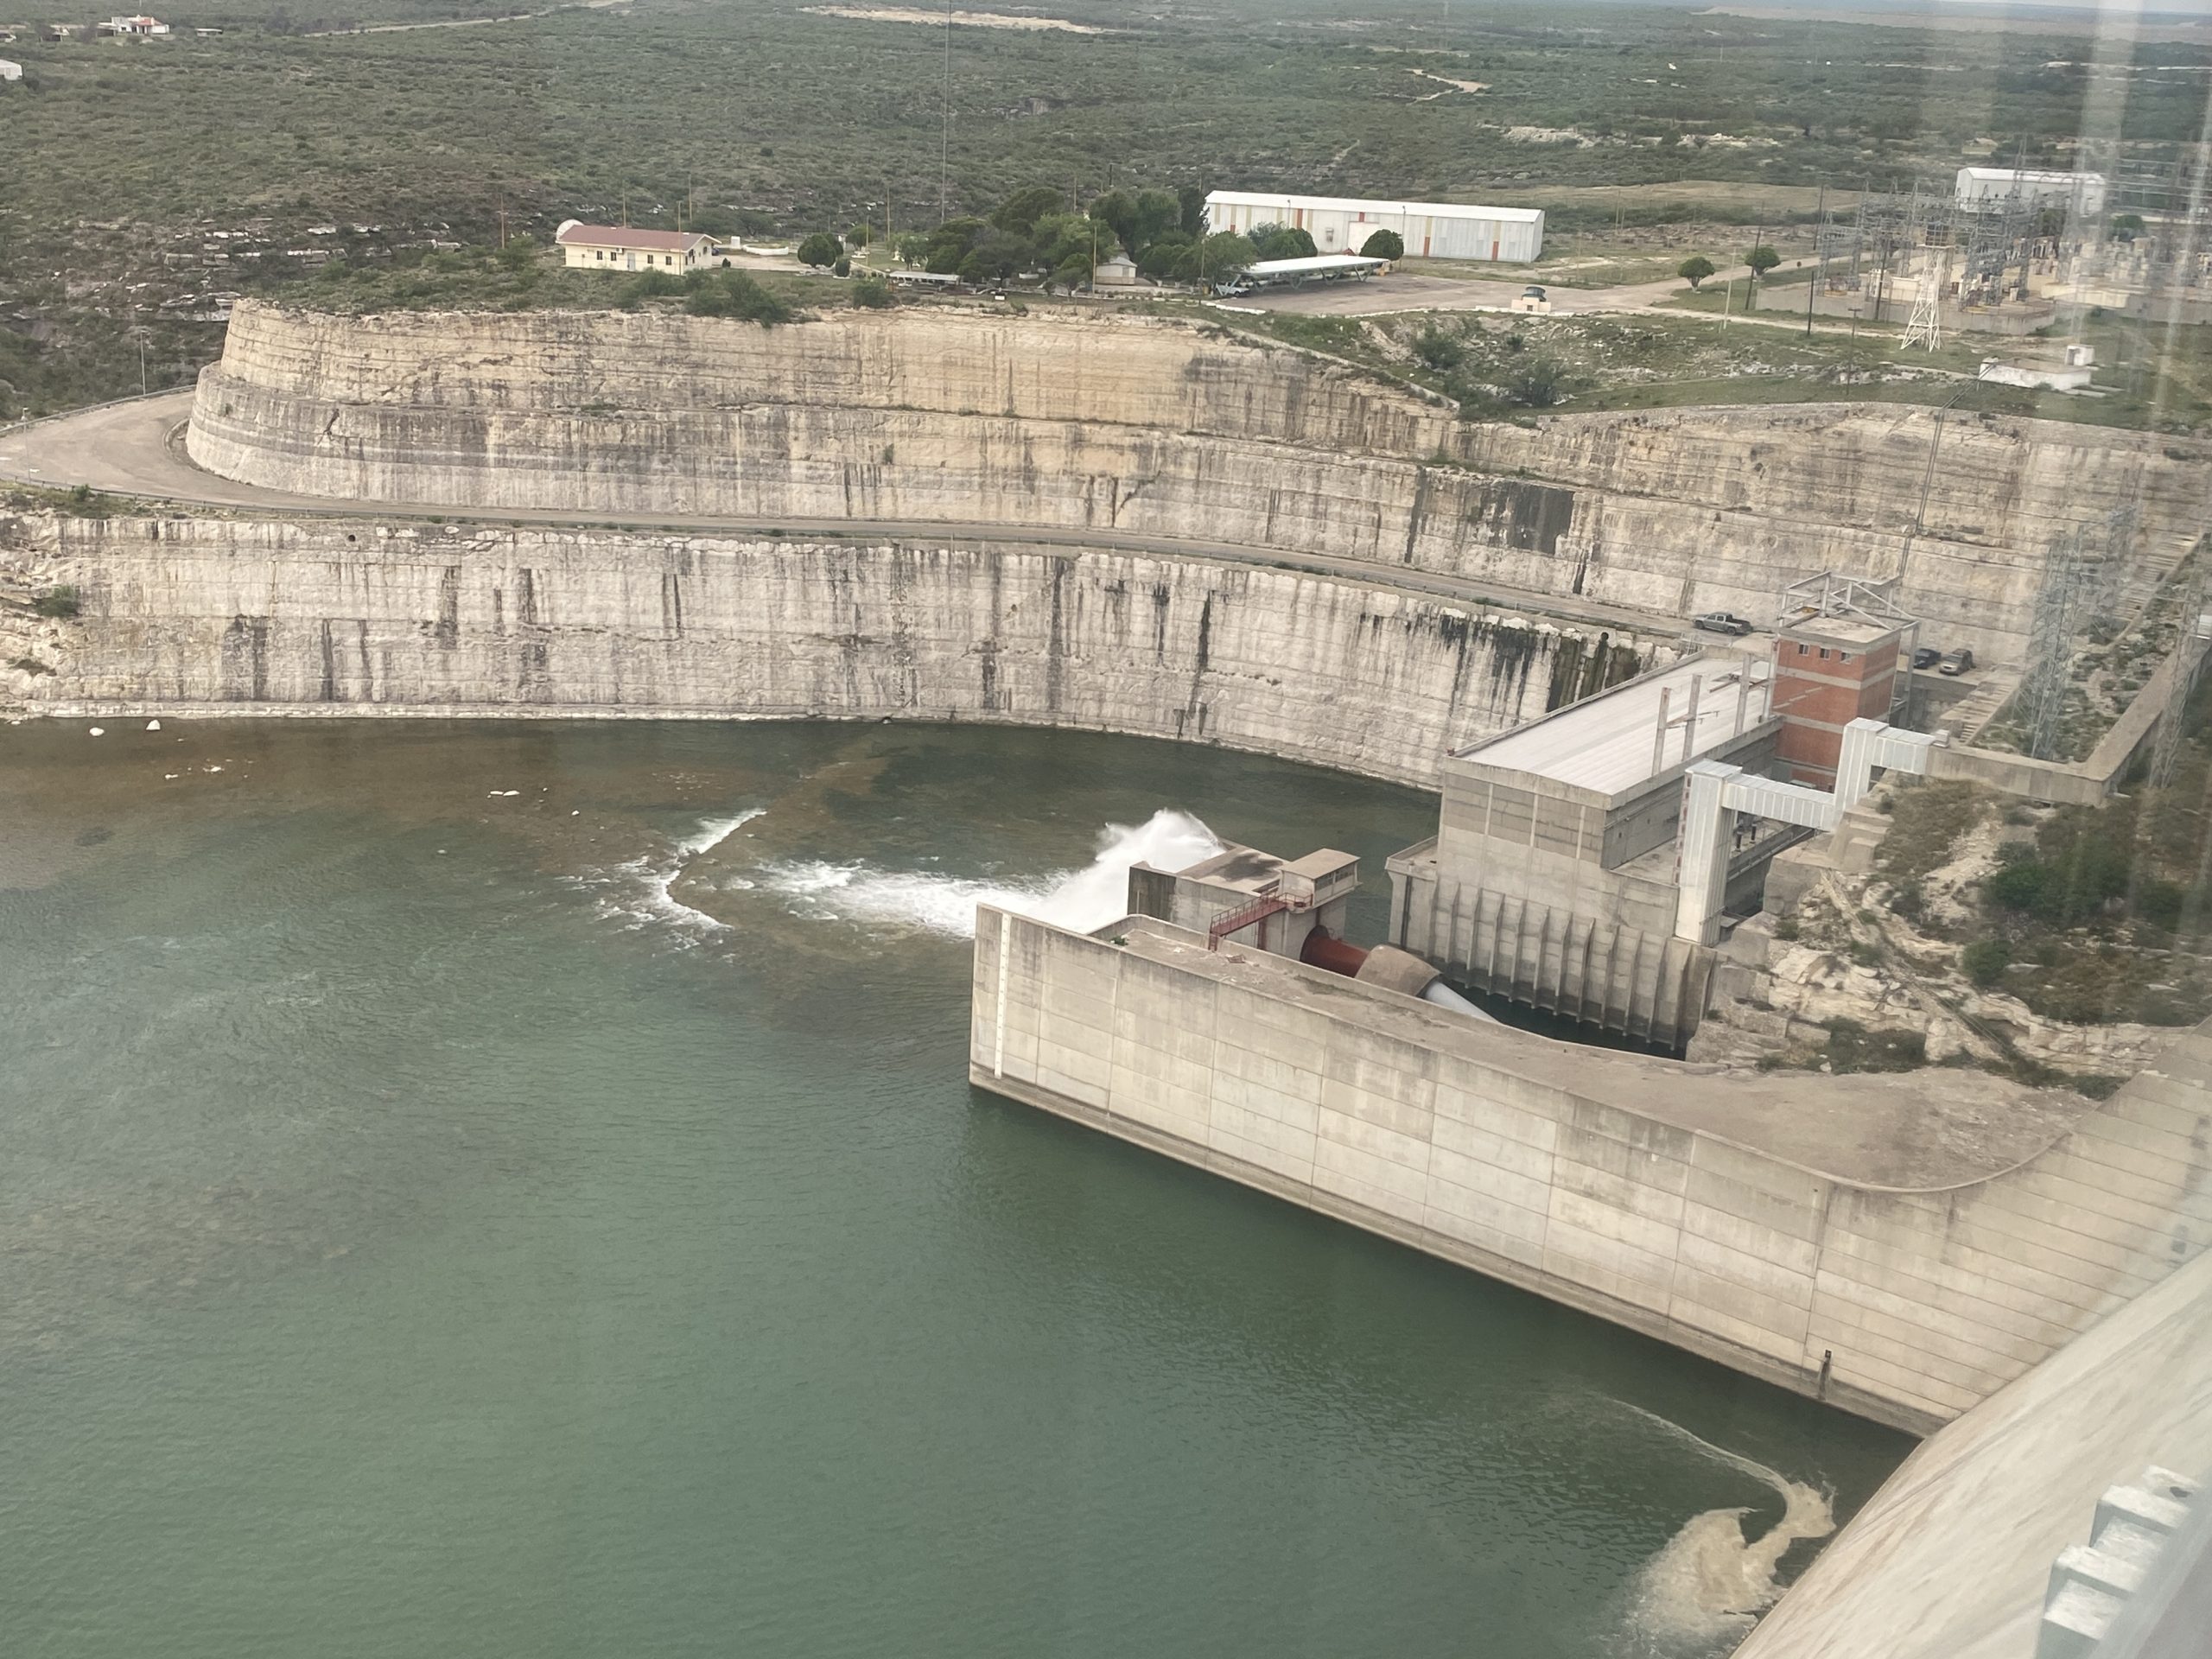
left=971, top=904, right=2212, bottom=1435
left=182, top=302, right=2209, bottom=664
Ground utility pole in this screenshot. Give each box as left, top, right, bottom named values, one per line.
left=1806, top=182, right=1823, bottom=337
left=940, top=0, right=952, bottom=224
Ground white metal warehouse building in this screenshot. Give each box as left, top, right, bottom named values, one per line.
left=1205, top=191, right=1545, bottom=264
left=1953, top=167, right=2107, bottom=219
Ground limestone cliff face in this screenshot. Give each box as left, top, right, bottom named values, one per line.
left=24, top=512, right=1662, bottom=787
left=188, top=302, right=2209, bottom=661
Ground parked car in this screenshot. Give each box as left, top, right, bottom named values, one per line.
left=1938, top=647, right=1976, bottom=676
left=1911, top=645, right=1942, bottom=670
left=1693, top=612, right=1754, bottom=636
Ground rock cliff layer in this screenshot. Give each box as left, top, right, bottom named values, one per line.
left=16, top=512, right=1659, bottom=786
left=188, top=302, right=2211, bottom=661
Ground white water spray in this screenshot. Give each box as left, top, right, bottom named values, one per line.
left=1025, top=809, right=1223, bottom=933
left=1611, top=1404, right=1834, bottom=1656
left=580, top=809, right=764, bottom=938
left=752, top=809, right=1224, bottom=938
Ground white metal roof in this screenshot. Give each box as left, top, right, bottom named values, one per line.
left=1243, top=254, right=1388, bottom=276
left=1461, top=658, right=1773, bottom=796
left=1956, top=167, right=2104, bottom=187
left=1207, top=190, right=1544, bottom=225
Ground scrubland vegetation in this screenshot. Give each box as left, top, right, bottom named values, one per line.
left=3, top=0, right=2209, bottom=420
left=1867, top=665, right=2212, bottom=1030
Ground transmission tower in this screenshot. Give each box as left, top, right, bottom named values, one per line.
left=2150, top=556, right=2210, bottom=790
left=2018, top=525, right=2097, bottom=760
left=1903, top=249, right=1946, bottom=351
left=2084, top=499, right=2140, bottom=635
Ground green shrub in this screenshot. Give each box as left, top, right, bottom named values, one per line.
left=1822, top=1019, right=1927, bottom=1073
left=1360, top=228, right=1404, bottom=260
left=796, top=232, right=842, bottom=269
left=1961, top=938, right=2012, bottom=987
left=34, top=586, right=81, bottom=619
left=1412, top=327, right=1465, bottom=372
left=683, top=271, right=791, bottom=326
left=849, top=273, right=895, bottom=309
left=1507, top=357, right=1568, bottom=408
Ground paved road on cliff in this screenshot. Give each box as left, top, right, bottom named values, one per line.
left=0, top=391, right=1681, bottom=640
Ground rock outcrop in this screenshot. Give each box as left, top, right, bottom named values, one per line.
left=16, top=510, right=1661, bottom=785
left=188, top=302, right=2211, bottom=661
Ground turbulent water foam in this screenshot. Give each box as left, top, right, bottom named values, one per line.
left=582, top=810, right=765, bottom=940
left=1609, top=1405, right=1834, bottom=1657
left=752, top=810, right=1224, bottom=938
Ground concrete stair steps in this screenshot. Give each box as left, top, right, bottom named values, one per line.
left=1948, top=671, right=2021, bottom=745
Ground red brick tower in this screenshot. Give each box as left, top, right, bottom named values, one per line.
left=1771, top=615, right=1905, bottom=787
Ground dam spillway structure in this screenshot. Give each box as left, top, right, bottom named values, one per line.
left=5, top=295, right=2212, bottom=1651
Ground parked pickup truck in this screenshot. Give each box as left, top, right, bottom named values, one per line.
left=1693, top=612, right=1755, bottom=636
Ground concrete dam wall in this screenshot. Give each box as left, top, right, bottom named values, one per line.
left=16, top=512, right=1656, bottom=785
left=186, top=302, right=2209, bottom=662
left=973, top=906, right=2212, bottom=1434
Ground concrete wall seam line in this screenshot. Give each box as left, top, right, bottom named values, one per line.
left=993, top=909, right=1009, bottom=1079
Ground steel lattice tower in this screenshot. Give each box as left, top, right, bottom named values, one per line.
left=2018, top=526, right=2096, bottom=760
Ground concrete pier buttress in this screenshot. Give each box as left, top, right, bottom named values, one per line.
left=970, top=907, right=2212, bottom=1434
left=181, top=302, right=2211, bottom=665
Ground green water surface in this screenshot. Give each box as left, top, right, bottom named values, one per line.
left=0, top=719, right=1910, bottom=1659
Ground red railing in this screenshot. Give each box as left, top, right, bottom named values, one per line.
left=1208, top=893, right=1291, bottom=950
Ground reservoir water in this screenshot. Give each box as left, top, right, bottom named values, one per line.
left=0, top=719, right=1910, bottom=1658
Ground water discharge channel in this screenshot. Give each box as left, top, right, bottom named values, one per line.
left=0, top=717, right=1910, bottom=1658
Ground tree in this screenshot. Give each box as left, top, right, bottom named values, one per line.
left=1130, top=189, right=1183, bottom=251
left=849, top=273, right=895, bottom=308
left=1677, top=254, right=1716, bottom=289
left=956, top=227, right=1030, bottom=285
left=990, top=185, right=1063, bottom=238
left=1034, top=212, right=1118, bottom=289
left=1249, top=222, right=1318, bottom=262
left=1177, top=184, right=1206, bottom=237
left=796, top=232, right=842, bottom=269
left=1178, top=231, right=1257, bottom=287
left=893, top=232, right=931, bottom=268
left=833, top=255, right=851, bottom=277
left=1745, top=245, right=1782, bottom=282
left=845, top=223, right=873, bottom=248
left=923, top=217, right=985, bottom=274
left=2110, top=213, right=2145, bottom=243
left=1136, top=232, right=1192, bottom=281
left=1087, top=188, right=1138, bottom=256
left=1359, top=228, right=1404, bottom=261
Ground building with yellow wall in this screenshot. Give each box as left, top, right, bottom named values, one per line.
left=556, top=221, right=716, bottom=274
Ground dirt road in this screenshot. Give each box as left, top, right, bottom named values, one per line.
left=0, top=391, right=1681, bottom=640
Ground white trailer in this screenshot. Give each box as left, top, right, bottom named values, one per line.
left=1205, top=191, right=1544, bottom=264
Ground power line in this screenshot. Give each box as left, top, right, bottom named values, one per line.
left=2018, top=524, right=2097, bottom=760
